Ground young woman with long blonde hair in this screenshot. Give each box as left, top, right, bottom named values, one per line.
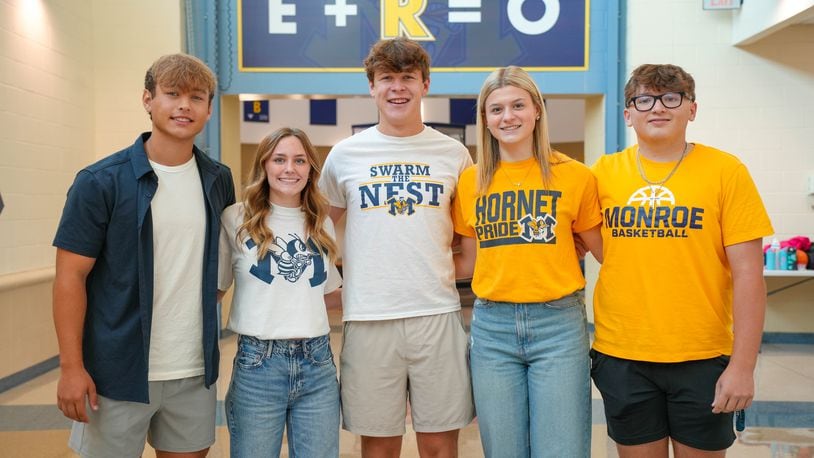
left=453, top=67, right=603, bottom=457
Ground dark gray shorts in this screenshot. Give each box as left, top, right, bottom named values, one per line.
left=591, top=349, right=736, bottom=451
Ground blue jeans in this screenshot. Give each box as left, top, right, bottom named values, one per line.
left=470, top=293, right=591, bottom=458
left=225, top=334, right=339, bottom=458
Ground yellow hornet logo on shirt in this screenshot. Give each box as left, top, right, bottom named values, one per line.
left=519, top=214, right=557, bottom=242
left=387, top=196, right=416, bottom=216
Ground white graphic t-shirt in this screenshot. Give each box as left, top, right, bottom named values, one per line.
left=319, top=125, right=473, bottom=321
left=219, top=203, right=342, bottom=339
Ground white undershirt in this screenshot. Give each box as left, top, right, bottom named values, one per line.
left=148, top=156, right=206, bottom=381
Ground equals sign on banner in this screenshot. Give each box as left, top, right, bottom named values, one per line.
left=449, top=0, right=481, bottom=23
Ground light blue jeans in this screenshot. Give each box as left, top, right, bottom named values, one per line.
left=470, top=293, right=591, bottom=458
left=225, top=334, right=339, bottom=458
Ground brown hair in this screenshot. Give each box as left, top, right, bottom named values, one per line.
left=144, top=53, right=217, bottom=103
left=363, top=37, right=430, bottom=83
left=238, top=128, right=338, bottom=262
left=624, top=64, right=695, bottom=105
left=476, top=66, right=564, bottom=194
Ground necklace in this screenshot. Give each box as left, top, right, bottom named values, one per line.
left=500, top=161, right=533, bottom=187
left=636, top=143, right=689, bottom=188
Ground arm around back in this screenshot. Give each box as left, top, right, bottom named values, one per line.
left=328, top=206, right=346, bottom=225
left=454, top=236, right=477, bottom=280
left=576, top=224, right=604, bottom=264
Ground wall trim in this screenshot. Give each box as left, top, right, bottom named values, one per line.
left=762, top=332, right=814, bottom=345
left=0, top=267, right=55, bottom=293
left=0, top=356, right=58, bottom=394
left=586, top=324, right=813, bottom=345
left=0, top=330, right=236, bottom=394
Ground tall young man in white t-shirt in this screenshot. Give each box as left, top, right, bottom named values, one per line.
left=319, top=37, right=474, bottom=457
left=53, top=54, right=235, bottom=457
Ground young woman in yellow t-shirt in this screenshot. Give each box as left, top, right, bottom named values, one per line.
left=452, top=66, right=603, bottom=457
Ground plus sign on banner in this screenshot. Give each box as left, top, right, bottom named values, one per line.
left=238, top=0, right=588, bottom=72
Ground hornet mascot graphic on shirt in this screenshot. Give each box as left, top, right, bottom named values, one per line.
left=519, top=213, right=557, bottom=243
left=386, top=196, right=416, bottom=216
left=270, top=234, right=316, bottom=282
left=527, top=216, right=548, bottom=239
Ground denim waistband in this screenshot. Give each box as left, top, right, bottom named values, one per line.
left=239, top=334, right=330, bottom=356
left=476, top=290, right=583, bottom=307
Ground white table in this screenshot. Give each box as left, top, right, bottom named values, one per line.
left=763, top=270, right=814, bottom=296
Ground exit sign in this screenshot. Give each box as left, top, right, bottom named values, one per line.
left=703, top=0, right=741, bottom=10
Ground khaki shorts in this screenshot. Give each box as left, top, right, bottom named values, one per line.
left=68, top=376, right=216, bottom=458
left=340, top=311, right=474, bottom=436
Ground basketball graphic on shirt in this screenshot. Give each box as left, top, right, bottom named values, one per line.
left=627, top=185, right=675, bottom=207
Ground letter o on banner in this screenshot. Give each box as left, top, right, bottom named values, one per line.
left=507, top=0, right=561, bottom=35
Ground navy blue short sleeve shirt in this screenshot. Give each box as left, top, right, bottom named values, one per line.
left=53, top=133, right=235, bottom=403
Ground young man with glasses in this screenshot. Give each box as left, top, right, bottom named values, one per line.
left=590, top=64, right=773, bottom=457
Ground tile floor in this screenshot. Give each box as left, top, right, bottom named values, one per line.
left=0, top=305, right=812, bottom=457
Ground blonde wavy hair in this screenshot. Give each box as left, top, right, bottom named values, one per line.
left=238, top=127, right=338, bottom=262
left=476, top=66, right=566, bottom=194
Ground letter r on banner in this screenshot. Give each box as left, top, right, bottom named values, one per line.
left=381, top=0, right=434, bottom=40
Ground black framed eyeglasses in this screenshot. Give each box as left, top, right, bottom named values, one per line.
left=627, top=92, right=687, bottom=112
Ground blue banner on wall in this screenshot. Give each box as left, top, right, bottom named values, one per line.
left=450, top=98, right=477, bottom=125
left=310, top=99, right=338, bottom=125
left=238, top=0, right=588, bottom=72
left=243, top=100, right=270, bottom=122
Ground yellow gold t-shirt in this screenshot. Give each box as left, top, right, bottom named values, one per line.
left=591, top=143, right=773, bottom=362
left=453, top=152, right=601, bottom=303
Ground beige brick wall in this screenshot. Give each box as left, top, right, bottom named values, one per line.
left=0, top=0, right=181, bottom=380
left=0, top=0, right=95, bottom=277
left=90, top=1, right=180, bottom=158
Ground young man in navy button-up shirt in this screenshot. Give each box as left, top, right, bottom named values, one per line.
left=53, top=53, right=235, bottom=458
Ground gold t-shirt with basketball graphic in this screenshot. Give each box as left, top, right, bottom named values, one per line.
left=453, top=152, right=602, bottom=303
left=591, top=143, right=773, bottom=363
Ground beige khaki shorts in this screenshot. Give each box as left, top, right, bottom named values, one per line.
left=68, top=375, right=216, bottom=457
left=340, top=311, right=475, bottom=436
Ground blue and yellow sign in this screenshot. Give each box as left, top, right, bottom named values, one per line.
left=243, top=100, right=269, bottom=122
left=238, top=0, right=589, bottom=72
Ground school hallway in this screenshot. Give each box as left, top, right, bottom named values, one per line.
left=1, top=302, right=812, bottom=458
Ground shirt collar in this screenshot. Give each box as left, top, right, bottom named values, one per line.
left=129, top=132, right=155, bottom=180
left=129, top=132, right=220, bottom=178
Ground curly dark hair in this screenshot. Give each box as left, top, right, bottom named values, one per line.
left=624, top=64, right=695, bottom=105
left=363, top=37, right=430, bottom=83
